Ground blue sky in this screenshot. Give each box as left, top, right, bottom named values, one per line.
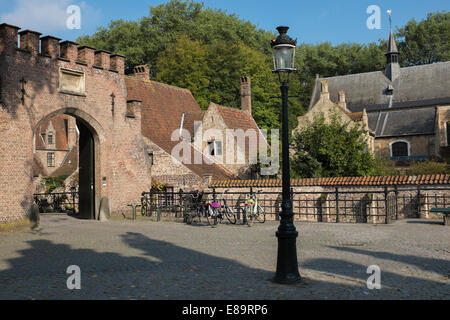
left=0, top=0, right=448, bottom=45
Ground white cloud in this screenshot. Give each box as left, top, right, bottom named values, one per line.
left=0, top=0, right=101, bottom=34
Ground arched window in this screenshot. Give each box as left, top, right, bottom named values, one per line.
left=390, top=140, right=410, bottom=158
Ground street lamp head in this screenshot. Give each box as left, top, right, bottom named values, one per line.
left=271, top=26, right=297, bottom=75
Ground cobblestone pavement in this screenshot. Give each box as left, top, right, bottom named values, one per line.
left=0, top=215, right=448, bottom=300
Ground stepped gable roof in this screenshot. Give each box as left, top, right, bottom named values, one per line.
left=35, top=114, right=71, bottom=151
left=125, top=78, right=236, bottom=180
left=309, top=61, right=450, bottom=113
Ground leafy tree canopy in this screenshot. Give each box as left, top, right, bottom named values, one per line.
left=291, top=112, right=375, bottom=178
left=78, top=2, right=448, bottom=135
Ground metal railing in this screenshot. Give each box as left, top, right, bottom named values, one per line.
left=140, top=186, right=450, bottom=224
left=34, top=191, right=79, bottom=214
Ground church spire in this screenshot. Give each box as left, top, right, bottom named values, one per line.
left=384, top=10, right=400, bottom=81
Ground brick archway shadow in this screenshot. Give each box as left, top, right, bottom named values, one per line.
left=32, top=108, right=106, bottom=220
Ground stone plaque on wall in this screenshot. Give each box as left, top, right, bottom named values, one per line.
left=59, top=68, right=85, bottom=95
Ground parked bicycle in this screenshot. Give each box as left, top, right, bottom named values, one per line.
left=243, top=190, right=266, bottom=227
left=204, top=198, right=222, bottom=228
left=183, top=191, right=204, bottom=225
left=217, top=190, right=237, bottom=225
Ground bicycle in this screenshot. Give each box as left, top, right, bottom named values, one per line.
left=217, top=190, right=237, bottom=225
left=204, top=199, right=222, bottom=228
left=243, top=190, right=266, bottom=227
left=183, top=191, right=204, bottom=225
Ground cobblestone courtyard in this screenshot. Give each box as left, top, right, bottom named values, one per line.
left=0, top=215, right=449, bottom=300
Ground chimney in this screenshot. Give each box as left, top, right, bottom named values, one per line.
left=0, top=23, right=20, bottom=56
left=320, top=79, right=330, bottom=101
left=338, top=90, right=349, bottom=111
left=19, top=30, right=42, bottom=53
left=133, top=65, right=150, bottom=81
left=126, top=100, right=142, bottom=118
left=40, top=35, right=61, bottom=58
left=240, top=76, right=252, bottom=115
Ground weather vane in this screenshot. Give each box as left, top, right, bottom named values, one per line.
left=387, top=9, right=392, bottom=30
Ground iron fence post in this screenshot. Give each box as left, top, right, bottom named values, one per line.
left=417, top=185, right=421, bottom=218
left=394, top=185, right=398, bottom=220
left=335, top=187, right=339, bottom=223
left=384, top=186, right=389, bottom=224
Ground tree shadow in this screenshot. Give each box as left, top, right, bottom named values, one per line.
left=0, top=231, right=448, bottom=300
left=324, top=246, right=450, bottom=277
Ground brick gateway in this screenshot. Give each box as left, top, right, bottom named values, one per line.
left=0, top=24, right=151, bottom=223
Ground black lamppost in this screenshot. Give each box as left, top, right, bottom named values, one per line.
left=271, top=26, right=302, bottom=284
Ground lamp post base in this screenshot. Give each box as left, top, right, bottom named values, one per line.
left=274, top=228, right=302, bottom=285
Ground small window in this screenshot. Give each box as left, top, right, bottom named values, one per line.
left=47, top=152, right=55, bottom=167
left=208, top=141, right=215, bottom=156
left=391, top=141, right=409, bottom=158
left=208, top=141, right=222, bottom=157
left=48, top=134, right=53, bottom=145
left=148, top=152, right=154, bottom=166
left=215, top=141, right=222, bottom=156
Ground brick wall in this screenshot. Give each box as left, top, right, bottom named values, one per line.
left=0, top=24, right=151, bottom=223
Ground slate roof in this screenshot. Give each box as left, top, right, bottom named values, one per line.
left=211, top=174, right=450, bottom=188
left=309, top=61, right=450, bottom=137
left=125, top=78, right=236, bottom=180
left=368, top=107, right=437, bottom=137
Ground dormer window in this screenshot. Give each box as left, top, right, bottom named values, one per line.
left=48, top=134, right=53, bottom=145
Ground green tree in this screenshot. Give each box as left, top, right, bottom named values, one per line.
left=396, top=11, right=450, bottom=66
left=291, top=112, right=375, bottom=178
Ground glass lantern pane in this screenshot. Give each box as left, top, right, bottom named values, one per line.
left=273, top=45, right=295, bottom=71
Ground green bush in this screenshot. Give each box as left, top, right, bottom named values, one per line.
left=42, top=175, right=69, bottom=194
left=406, top=160, right=450, bottom=175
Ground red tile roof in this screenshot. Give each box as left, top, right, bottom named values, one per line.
left=50, top=146, right=78, bottom=177
left=212, top=103, right=260, bottom=133
left=125, top=78, right=236, bottom=180
left=35, top=114, right=71, bottom=151
left=210, top=175, right=450, bottom=188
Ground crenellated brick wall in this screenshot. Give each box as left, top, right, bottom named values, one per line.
left=0, top=23, right=151, bottom=223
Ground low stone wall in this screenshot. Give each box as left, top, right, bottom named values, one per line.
left=208, top=184, right=450, bottom=224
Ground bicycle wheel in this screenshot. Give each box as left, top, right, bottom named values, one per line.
left=207, top=206, right=219, bottom=228
left=256, top=205, right=266, bottom=223
left=247, top=211, right=254, bottom=227
left=224, top=206, right=237, bottom=224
